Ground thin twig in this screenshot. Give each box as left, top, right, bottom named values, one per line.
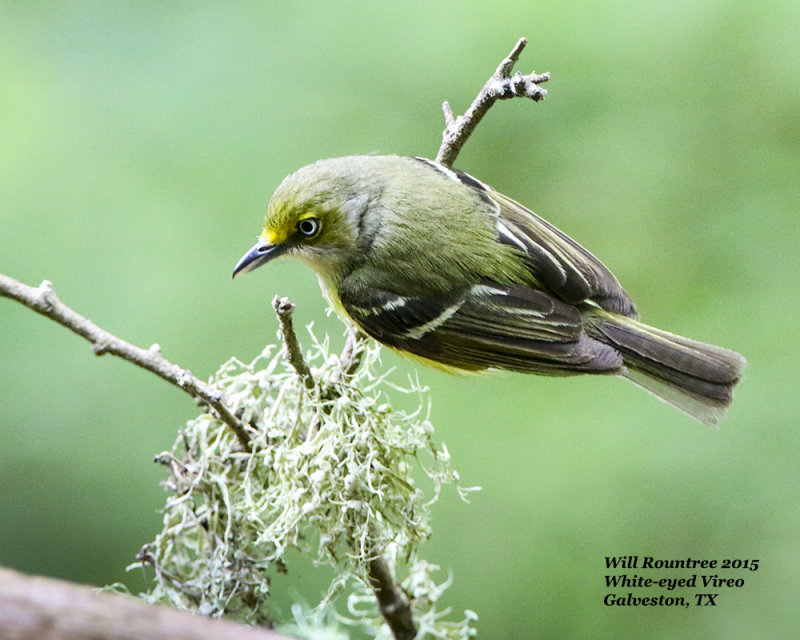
left=272, top=296, right=315, bottom=389
left=368, top=555, right=417, bottom=640
left=0, top=274, right=252, bottom=451
left=331, top=326, right=366, bottom=385
left=435, top=36, right=550, bottom=167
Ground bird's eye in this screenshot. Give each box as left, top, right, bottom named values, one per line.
left=297, top=217, right=321, bottom=238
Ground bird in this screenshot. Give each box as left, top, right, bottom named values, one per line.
left=233, top=155, right=745, bottom=425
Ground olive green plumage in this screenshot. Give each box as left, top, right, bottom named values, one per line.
left=234, top=155, right=745, bottom=425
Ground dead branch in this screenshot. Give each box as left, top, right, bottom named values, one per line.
left=436, top=36, right=550, bottom=166
left=0, top=275, right=252, bottom=451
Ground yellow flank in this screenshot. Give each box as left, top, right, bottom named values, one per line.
left=393, top=348, right=482, bottom=374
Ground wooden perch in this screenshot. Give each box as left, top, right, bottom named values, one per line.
left=0, top=567, right=293, bottom=640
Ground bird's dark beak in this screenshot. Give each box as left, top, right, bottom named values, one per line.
left=232, top=241, right=286, bottom=279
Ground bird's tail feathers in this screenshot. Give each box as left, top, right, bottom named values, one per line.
left=587, top=312, right=746, bottom=426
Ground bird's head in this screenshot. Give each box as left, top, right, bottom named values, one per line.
left=233, top=158, right=372, bottom=282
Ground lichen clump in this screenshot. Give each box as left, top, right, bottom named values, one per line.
left=136, top=330, right=477, bottom=639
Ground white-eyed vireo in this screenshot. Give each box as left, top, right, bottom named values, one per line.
left=233, top=155, right=745, bottom=424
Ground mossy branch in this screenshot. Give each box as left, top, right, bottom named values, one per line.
left=272, top=301, right=416, bottom=640
left=0, top=275, right=418, bottom=640
left=368, top=556, right=418, bottom=640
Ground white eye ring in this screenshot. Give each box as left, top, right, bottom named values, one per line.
left=297, top=217, right=321, bottom=237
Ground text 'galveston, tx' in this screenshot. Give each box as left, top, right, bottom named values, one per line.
left=603, top=555, right=759, bottom=608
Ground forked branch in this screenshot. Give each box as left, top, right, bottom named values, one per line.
left=436, top=36, right=550, bottom=167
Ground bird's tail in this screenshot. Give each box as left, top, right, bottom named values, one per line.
left=586, top=310, right=746, bottom=425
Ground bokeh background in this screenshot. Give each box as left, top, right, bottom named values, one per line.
left=2, top=2, right=798, bottom=638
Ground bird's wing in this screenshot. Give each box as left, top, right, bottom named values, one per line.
left=338, top=279, right=622, bottom=375
left=416, top=159, right=638, bottom=317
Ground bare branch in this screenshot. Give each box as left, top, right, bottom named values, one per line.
left=0, top=566, right=292, bottom=640
left=272, top=295, right=315, bottom=389
left=435, top=36, right=550, bottom=167
left=0, top=274, right=252, bottom=451
left=368, top=555, right=417, bottom=640
left=441, top=100, right=456, bottom=128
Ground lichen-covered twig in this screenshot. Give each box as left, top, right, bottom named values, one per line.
left=436, top=36, right=550, bottom=167
left=270, top=298, right=415, bottom=640
left=0, top=274, right=252, bottom=451
left=332, top=326, right=366, bottom=384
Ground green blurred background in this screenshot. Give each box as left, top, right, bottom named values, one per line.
left=1, top=1, right=798, bottom=638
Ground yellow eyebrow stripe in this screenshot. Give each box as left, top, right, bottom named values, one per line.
left=262, top=211, right=317, bottom=246
left=263, top=228, right=288, bottom=245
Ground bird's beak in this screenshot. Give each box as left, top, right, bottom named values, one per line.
left=232, top=240, right=286, bottom=278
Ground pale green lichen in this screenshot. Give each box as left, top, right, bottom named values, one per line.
left=134, top=328, right=478, bottom=639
